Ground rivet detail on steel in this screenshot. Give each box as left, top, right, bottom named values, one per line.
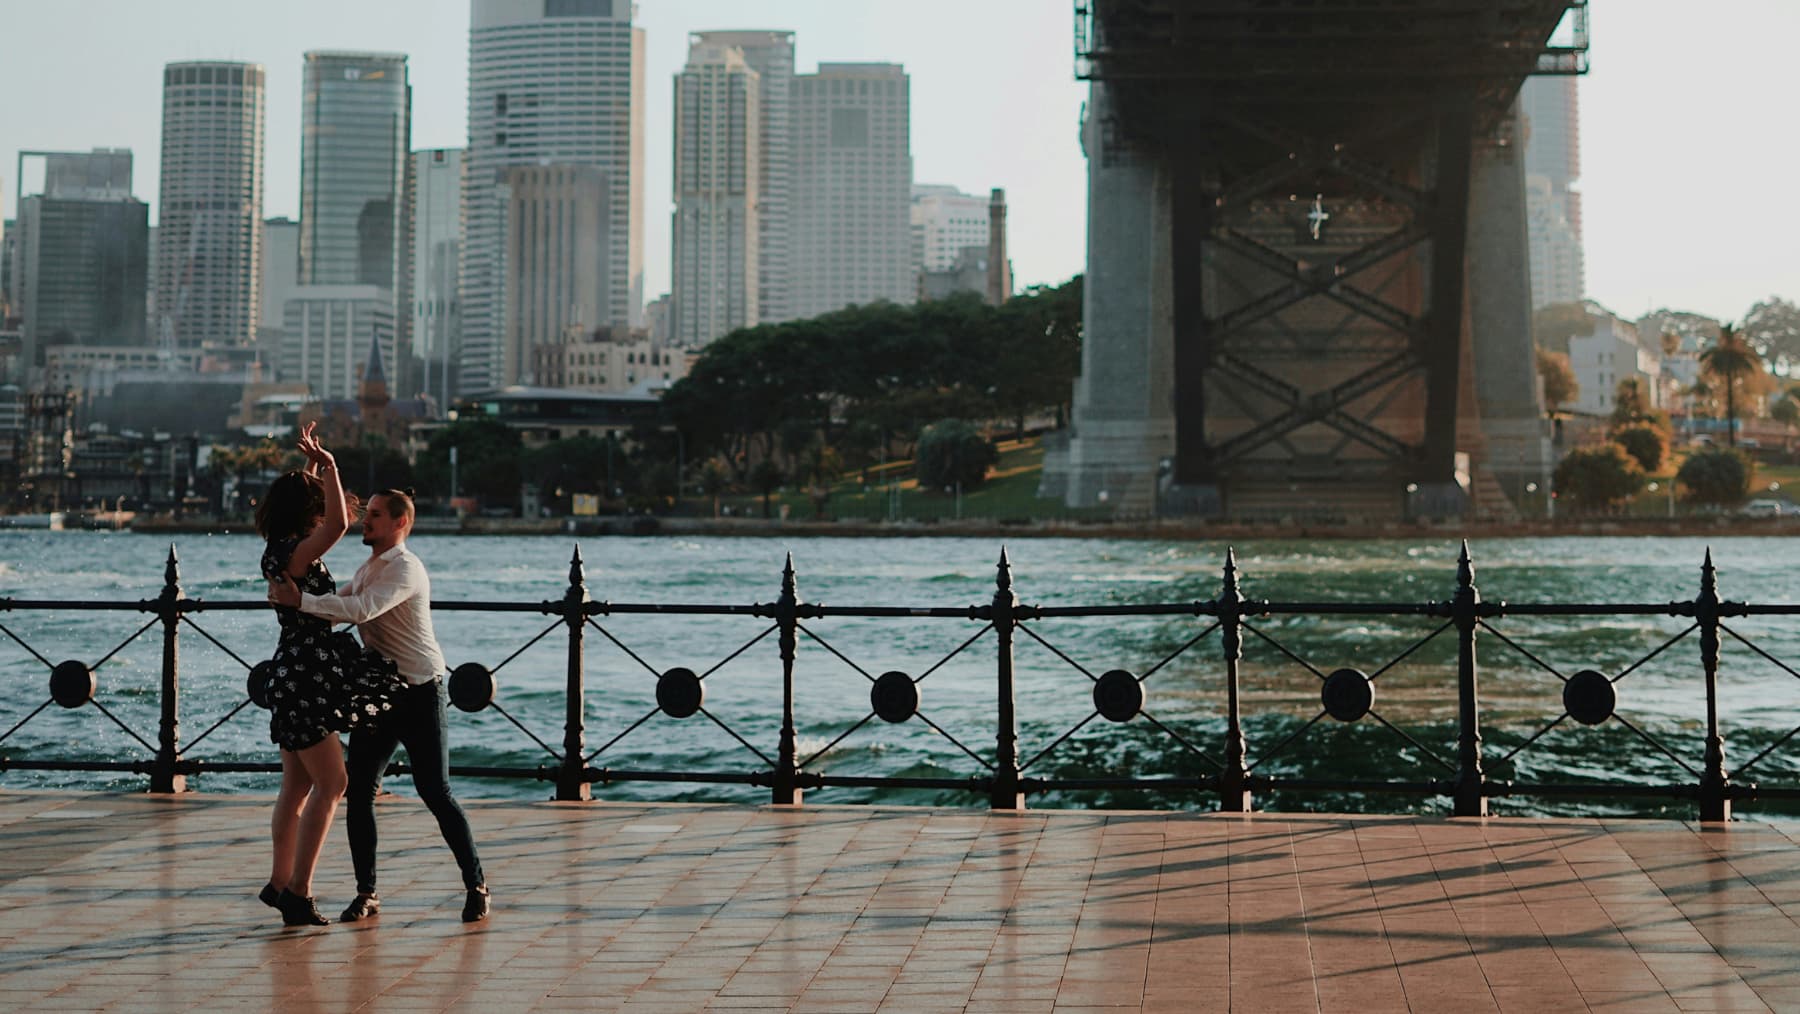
left=1564, top=669, right=1616, bottom=727
left=657, top=667, right=705, bottom=719
left=1321, top=667, right=1374, bottom=723
left=871, top=671, right=919, bottom=724
left=1094, top=669, right=1144, bottom=723
left=449, top=662, right=497, bottom=713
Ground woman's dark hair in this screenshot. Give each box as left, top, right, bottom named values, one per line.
left=255, top=471, right=324, bottom=541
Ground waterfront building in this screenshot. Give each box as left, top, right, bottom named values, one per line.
left=278, top=284, right=395, bottom=402
left=789, top=63, right=913, bottom=319
left=10, top=150, right=149, bottom=370
left=155, top=61, right=266, bottom=351
left=411, top=148, right=464, bottom=412
left=1521, top=74, right=1585, bottom=309
left=1569, top=304, right=1661, bottom=417
left=499, top=164, right=610, bottom=388
left=672, top=37, right=760, bottom=346
left=464, top=0, right=644, bottom=396
left=529, top=324, right=690, bottom=393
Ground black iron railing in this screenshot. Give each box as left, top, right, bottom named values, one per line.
left=3, top=542, right=1798, bottom=821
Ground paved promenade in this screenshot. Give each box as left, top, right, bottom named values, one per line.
left=1, top=790, right=1797, bottom=1012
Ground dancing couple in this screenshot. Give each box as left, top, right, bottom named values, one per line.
left=256, top=422, right=489, bottom=926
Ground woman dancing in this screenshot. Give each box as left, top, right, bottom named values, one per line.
left=254, top=423, right=403, bottom=925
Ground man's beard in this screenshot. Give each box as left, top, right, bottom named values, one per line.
left=362, top=530, right=376, bottom=545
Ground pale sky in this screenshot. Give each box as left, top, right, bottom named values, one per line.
left=1, top=1, right=1793, bottom=324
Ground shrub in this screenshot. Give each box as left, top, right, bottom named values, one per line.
left=1612, top=423, right=1669, bottom=474
left=1676, top=447, right=1753, bottom=507
left=1553, top=444, right=1645, bottom=511
left=914, top=419, right=998, bottom=491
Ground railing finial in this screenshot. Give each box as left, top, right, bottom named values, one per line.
left=996, top=546, right=1013, bottom=594
left=1701, top=547, right=1717, bottom=596
left=1457, top=539, right=1474, bottom=588
left=569, top=543, right=585, bottom=588
left=781, top=551, right=797, bottom=600
left=164, top=543, right=180, bottom=588
left=1222, top=547, right=1241, bottom=598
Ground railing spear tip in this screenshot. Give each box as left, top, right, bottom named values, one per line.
left=1458, top=539, right=1472, bottom=562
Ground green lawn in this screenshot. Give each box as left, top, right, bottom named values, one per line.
left=707, top=437, right=1110, bottom=523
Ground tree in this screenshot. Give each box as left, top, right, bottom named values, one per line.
left=1699, top=323, right=1765, bottom=447
left=1532, top=302, right=1595, bottom=355
left=914, top=418, right=999, bottom=492
left=1770, top=389, right=1800, bottom=434
left=1609, top=377, right=1666, bottom=430
left=1612, top=423, right=1668, bottom=474
left=413, top=416, right=523, bottom=507
left=1536, top=348, right=1578, bottom=414
left=696, top=459, right=730, bottom=518
left=1552, top=444, right=1644, bottom=512
left=1741, top=297, right=1800, bottom=368
left=1676, top=447, right=1753, bottom=507
left=749, top=460, right=784, bottom=519
left=798, top=440, right=842, bottom=520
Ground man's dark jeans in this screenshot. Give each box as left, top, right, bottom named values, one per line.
left=346, top=677, right=484, bottom=895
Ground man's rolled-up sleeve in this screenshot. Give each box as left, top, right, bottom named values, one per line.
left=300, top=558, right=417, bottom=624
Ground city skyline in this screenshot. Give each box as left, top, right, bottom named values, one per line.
left=1, top=1, right=1795, bottom=325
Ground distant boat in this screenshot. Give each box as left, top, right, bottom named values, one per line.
left=0, top=512, right=67, bottom=530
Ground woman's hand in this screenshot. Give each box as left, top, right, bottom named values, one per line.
left=297, top=422, right=337, bottom=474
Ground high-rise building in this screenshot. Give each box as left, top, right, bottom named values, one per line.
left=463, top=0, right=642, bottom=395
left=10, top=150, right=149, bottom=368
left=411, top=148, right=464, bottom=411
left=156, top=61, right=266, bottom=351
left=911, top=184, right=988, bottom=276
left=301, top=51, right=412, bottom=397
left=689, top=30, right=794, bottom=325
left=671, top=38, right=760, bottom=346
left=259, top=217, right=301, bottom=375
left=1520, top=74, right=1584, bottom=309
left=280, top=284, right=395, bottom=402
left=789, top=63, right=913, bottom=320
left=499, top=164, right=610, bottom=387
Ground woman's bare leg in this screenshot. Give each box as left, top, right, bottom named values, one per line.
left=286, top=734, right=348, bottom=898
left=269, top=749, right=313, bottom=891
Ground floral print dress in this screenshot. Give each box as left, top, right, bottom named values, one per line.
left=262, top=537, right=404, bottom=751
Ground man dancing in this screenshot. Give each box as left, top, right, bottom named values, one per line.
left=271, top=489, right=490, bottom=922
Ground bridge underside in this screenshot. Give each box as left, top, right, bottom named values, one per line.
left=1043, top=1, right=1586, bottom=521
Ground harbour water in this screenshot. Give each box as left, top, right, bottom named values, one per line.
left=3, top=530, right=1799, bottom=820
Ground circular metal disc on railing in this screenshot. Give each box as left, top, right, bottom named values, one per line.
left=1563, top=669, right=1616, bottom=726
left=448, top=662, right=496, bottom=713
left=871, top=670, right=919, bottom=724
left=657, top=667, right=704, bottom=719
left=50, top=660, right=95, bottom=709
left=1321, top=667, right=1374, bottom=722
left=247, top=660, right=276, bottom=709
left=1094, top=669, right=1144, bottom=723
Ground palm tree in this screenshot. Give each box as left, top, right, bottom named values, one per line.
left=1700, top=323, right=1763, bottom=447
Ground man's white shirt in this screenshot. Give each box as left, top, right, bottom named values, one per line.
left=299, top=542, right=447, bottom=684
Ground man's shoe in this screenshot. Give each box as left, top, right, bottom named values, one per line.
left=340, top=893, right=381, bottom=922
left=462, top=885, right=490, bottom=923
left=276, top=889, right=329, bottom=927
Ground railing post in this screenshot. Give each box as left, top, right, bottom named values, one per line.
left=151, top=545, right=186, bottom=794
left=556, top=545, right=591, bottom=801
left=990, top=548, right=1024, bottom=810
left=1452, top=540, right=1486, bottom=816
left=1697, top=549, right=1731, bottom=822
left=1217, top=549, right=1252, bottom=811
left=772, top=553, right=803, bottom=805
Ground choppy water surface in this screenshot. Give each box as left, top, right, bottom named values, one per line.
left=4, top=531, right=1799, bottom=821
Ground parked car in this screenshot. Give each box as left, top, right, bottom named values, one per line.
left=1740, top=499, right=1785, bottom=517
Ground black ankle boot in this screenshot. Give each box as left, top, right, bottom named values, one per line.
left=277, top=888, right=329, bottom=926
left=258, top=883, right=281, bottom=909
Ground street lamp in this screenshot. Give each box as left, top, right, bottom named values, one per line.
left=1405, top=481, right=1419, bottom=520
left=1648, top=480, right=1674, bottom=518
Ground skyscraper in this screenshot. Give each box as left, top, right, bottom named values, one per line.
left=671, top=38, right=760, bottom=346
left=789, top=63, right=913, bottom=320
left=10, top=150, right=149, bottom=368
left=499, top=164, right=609, bottom=386
left=156, top=61, right=265, bottom=350
left=1520, top=74, right=1584, bottom=309
left=300, top=53, right=410, bottom=288
left=689, top=30, right=793, bottom=325
left=411, top=148, right=464, bottom=410
left=463, top=0, right=642, bottom=394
